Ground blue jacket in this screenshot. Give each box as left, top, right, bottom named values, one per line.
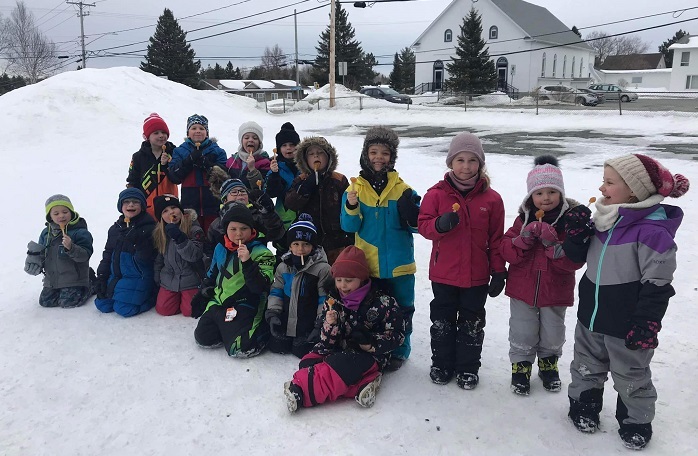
left=265, top=160, right=299, bottom=229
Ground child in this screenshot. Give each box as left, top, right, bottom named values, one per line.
left=417, top=132, right=506, bottom=389
left=168, top=114, right=227, bottom=234
left=341, top=126, right=419, bottom=370
left=226, top=121, right=271, bottom=189
left=24, top=195, right=94, bottom=308
left=152, top=194, right=205, bottom=317
left=565, top=154, right=689, bottom=450
left=94, top=188, right=157, bottom=317
left=266, top=214, right=332, bottom=358
left=500, top=156, right=585, bottom=395
left=283, top=246, right=405, bottom=413
left=191, top=203, right=275, bottom=358
left=126, top=113, right=178, bottom=219
left=286, top=136, right=354, bottom=264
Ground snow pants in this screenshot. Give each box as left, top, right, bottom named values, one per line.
left=375, top=274, right=415, bottom=360
left=194, top=304, right=269, bottom=358
left=508, top=298, right=567, bottom=364
left=39, top=286, right=90, bottom=309
left=95, top=295, right=154, bottom=317
left=155, top=287, right=197, bottom=317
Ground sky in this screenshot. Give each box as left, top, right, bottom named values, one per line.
left=5, top=0, right=698, bottom=75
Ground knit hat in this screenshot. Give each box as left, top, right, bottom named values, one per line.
left=117, top=188, right=147, bottom=213
left=143, top=112, right=169, bottom=139
left=275, top=122, right=300, bottom=151
left=360, top=126, right=399, bottom=173
left=186, top=114, right=209, bottom=136
left=446, top=132, right=485, bottom=167
left=605, top=154, right=690, bottom=201
left=45, top=194, right=75, bottom=222
left=286, top=213, right=318, bottom=247
left=152, top=194, right=182, bottom=221
left=220, top=179, right=248, bottom=202
left=526, top=155, right=565, bottom=199
left=331, top=246, right=370, bottom=281
left=222, top=202, right=255, bottom=229
left=239, top=121, right=264, bottom=149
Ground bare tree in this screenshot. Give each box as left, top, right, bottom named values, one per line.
left=585, top=30, right=650, bottom=64
left=4, top=1, right=59, bottom=83
left=586, top=31, right=615, bottom=63
left=260, top=45, right=289, bottom=79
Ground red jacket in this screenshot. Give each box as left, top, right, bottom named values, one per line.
left=500, top=214, right=583, bottom=307
left=418, top=176, right=506, bottom=288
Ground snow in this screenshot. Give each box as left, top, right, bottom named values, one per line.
left=270, top=80, right=300, bottom=87
left=2, top=67, right=697, bottom=455
left=218, top=79, right=246, bottom=90
left=247, top=80, right=276, bottom=89
left=668, top=36, right=698, bottom=50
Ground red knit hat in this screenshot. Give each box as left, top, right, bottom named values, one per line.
left=331, top=246, right=370, bottom=281
left=605, top=154, right=690, bottom=201
left=143, top=113, right=170, bottom=139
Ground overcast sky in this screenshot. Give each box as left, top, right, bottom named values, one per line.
left=7, top=0, right=698, bottom=75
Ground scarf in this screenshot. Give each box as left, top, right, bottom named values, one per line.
left=339, top=280, right=371, bottom=311
left=447, top=171, right=478, bottom=193
left=360, top=169, right=388, bottom=195
left=592, top=194, right=664, bottom=232
left=223, top=229, right=258, bottom=251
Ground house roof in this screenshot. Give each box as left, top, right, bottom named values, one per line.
left=599, top=53, right=664, bottom=70
left=201, top=79, right=299, bottom=91
left=668, top=35, right=697, bottom=50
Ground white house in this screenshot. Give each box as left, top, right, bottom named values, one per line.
left=411, top=0, right=596, bottom=95
left=668, top=35, right=698, bottom=91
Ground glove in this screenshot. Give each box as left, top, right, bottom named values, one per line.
left=297, top=176, right=318, bottom=196
left=255, top=193, right=275, bottom=214
left=188, top=147, right=203, bottom=164
left=435, top=212, right=459, bottom=233
left=93, top=276, right=108, bottom=299
left=488, top=271, right=507, bottom=297
left=267, top=314, right=283, bottom=338
left=625, top=321, right=661, bottom=350
left=164, top=223, right=188, bottom=244
left=536, top=222, right=559, bottom=247
left=306, top=326, right=321, bottom=344
left=202, top=153, right=219, bottom=170
left=397, top=188, right=420, bottom=227
left=191, top=286, right=214, bottom=319
left=24, top=241, right=45, bottom=275
left=511, top=222, right=540, bottom=250
left=563, top=206, right=593, bottom=241
left=351, top=329, right=372, bottom=347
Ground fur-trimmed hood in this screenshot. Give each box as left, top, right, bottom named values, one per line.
left=294, top=136, right=338, bottom=175
left=208, top=165, right=232, bottom=200
left=360, top=126, right=399, bottom=174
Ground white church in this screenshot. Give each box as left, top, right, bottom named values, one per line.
left=411, top=0, right=596, bottom=95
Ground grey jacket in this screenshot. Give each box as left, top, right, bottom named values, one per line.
left=154, top=213, right=205, bottom=292
left=39, top=218, right=93, bottom=289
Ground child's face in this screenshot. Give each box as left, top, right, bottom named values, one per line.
left=335, top=277, right=361, bottom=296
left=226, top=221, right=252, bottom=244
left=600, top=166, right=634, bottom=205
left=242, top=133, right=260, bottom=153
left=367, top=144, right=391, bottom=172
left=161, top=205, right=182, bottom=224
left=450, top=151, right=480, bottom=181
left=121, top=199, right=143, bottom=218
left=148, top=130, right=169, bottom=148
left=188, top=124, right=207, bottom=143
left=279, top=142, right=296, bottom=159
left=49, top=205, right=72, bottom=225
left=290, top=240, right=313, bottom=257
left=531, top=188, right=561, bottom=212
left=306, top=146, right=328, bottom=171
left=225, top=189, right=249, bottom=205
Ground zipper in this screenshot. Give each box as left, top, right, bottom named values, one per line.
left=589, top=216, right=622, bottom=331
left=533, top=270, right=541, bottom=307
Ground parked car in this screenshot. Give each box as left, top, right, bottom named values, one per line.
left=587, top=84, right=638, bottom=102
left=360, top=86, right=412, bottom=104
left=576, top=87, right=605, bottom=104
left=538, top=85, right=598, bottom=106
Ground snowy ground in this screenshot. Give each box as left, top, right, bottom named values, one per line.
left=1, top=68, right=696, bottom=455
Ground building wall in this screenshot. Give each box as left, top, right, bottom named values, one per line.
left=669, top=48, right=698, bottom=91
left=594, top=70, right=671, bottom=89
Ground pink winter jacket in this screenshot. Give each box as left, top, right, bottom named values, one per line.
left=418, top=177, right=506, bottom=288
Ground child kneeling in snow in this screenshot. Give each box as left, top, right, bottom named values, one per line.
left=283, top=246, right=405, bottom=412
left=191, top=203, right=275, bottom=358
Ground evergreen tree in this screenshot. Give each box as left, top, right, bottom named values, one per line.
left=213, top=63, right=225, bottom=79
left=225, top=61, right=235, bottom=78
left=389, top=53, right=403, bottom=91
left=311, top=1, right=376, bottom=89
left=399, top=47, right=416, bottom=93
left=659, top=29, right=689, bottom=68
left=233, top=67, right=243, bottom=79
left=201, top=64, right=215, bottom=79
left=445, top=8, right=497, bottom=94
left=571, top=26, right=582, bottom=38
left=140, top=9, right=201, bottom=88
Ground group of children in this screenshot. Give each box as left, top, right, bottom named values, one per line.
left=24, top=112, right=690, bottom=450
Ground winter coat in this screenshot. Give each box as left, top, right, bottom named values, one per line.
left=285, top=138, right=354, bottom=257
left=226, top=149, right=271, bottom=189
left=418, top=176, right=506, bottom=288
left=265, top=158, right=299, bottom=230
left=126, top=141, right=179, bottom=218
left=311, top=285, right=406, bottom=370
left=341, top=171, right=418, bottom=279
left=500, top=198, right=585, bottom=307
left=154, top=211, right=205, bottom=292
left=577, top=203, right=681, bottom=339
left=168, top=138, right=227, bottom=218
left=267, top=247, right=332, bottom=337
left=39, top=216, right=93, bottom=289
left=96, top=211, right=157, bottom=306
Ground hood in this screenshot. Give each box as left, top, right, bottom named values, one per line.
left=183, top=208, right=199, bottom=223
left=294, top=136, right=338, bottom=175
left=360, top=126, right=398, bottom=174
left=209, top=165, right=232, bottom=200
left=617, top=204, right=683, bottom=237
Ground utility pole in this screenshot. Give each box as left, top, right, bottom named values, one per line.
left=294, top=9, right=300, bottom=101
left=329, top=0, right=336, bottom=107
left=66, top=1, right=95, bottom=68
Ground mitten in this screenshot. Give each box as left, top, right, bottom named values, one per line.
left=256, top=193, right=275, bottom=214
left=435, top=212, right=459, bottom=233
left=488, top=271, right=507, bottom=297
left=267, top=314, right=283, bottom=338
left=202, top=153, right=218, bottom=170
left=563, top=206, right=593, bottom=242
left=24, top=241, right=45, bottom=275
left=351, top=329, right=373, bottom=347
left=189, top=147, right=203, bottom=164
left=511, top=229, right=537, bottom=250
left=538, top=222, right=559, bottom=247
left=164, top=223, right=188, bottom=244
left=93, top=276, right=108, bottom=299
left=397, top=188, right=420, bottom=227
left=297, top=176, right=318, bottom=196
left=625, top=321, right=661, bottom=350
left=191, top=286, right=214, bottom=319
left=306, top=326, right=321, bottom=344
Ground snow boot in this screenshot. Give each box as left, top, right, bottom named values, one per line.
left=511, top=361, right=532, bottom=395
left=356, top=373, right=382, bottom=408
left=568, top=388, right=604, bottom=433
left=385, top=357, right=404, bottom=372
left=538, top=356, right=562, bottom=392
left=283, top=381, right=303, bottom=413
left=619, top=423, right=652, bottom=450
left=429, top=366, right=454, bottom=385
left=456, top=372, right=479, bottom=390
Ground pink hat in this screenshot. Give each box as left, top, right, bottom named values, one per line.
left=446, top=132, right=485, bottom=167
left=605, top=154, right=689, bottom=201
left=143, top=113, right=169, bottom=139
